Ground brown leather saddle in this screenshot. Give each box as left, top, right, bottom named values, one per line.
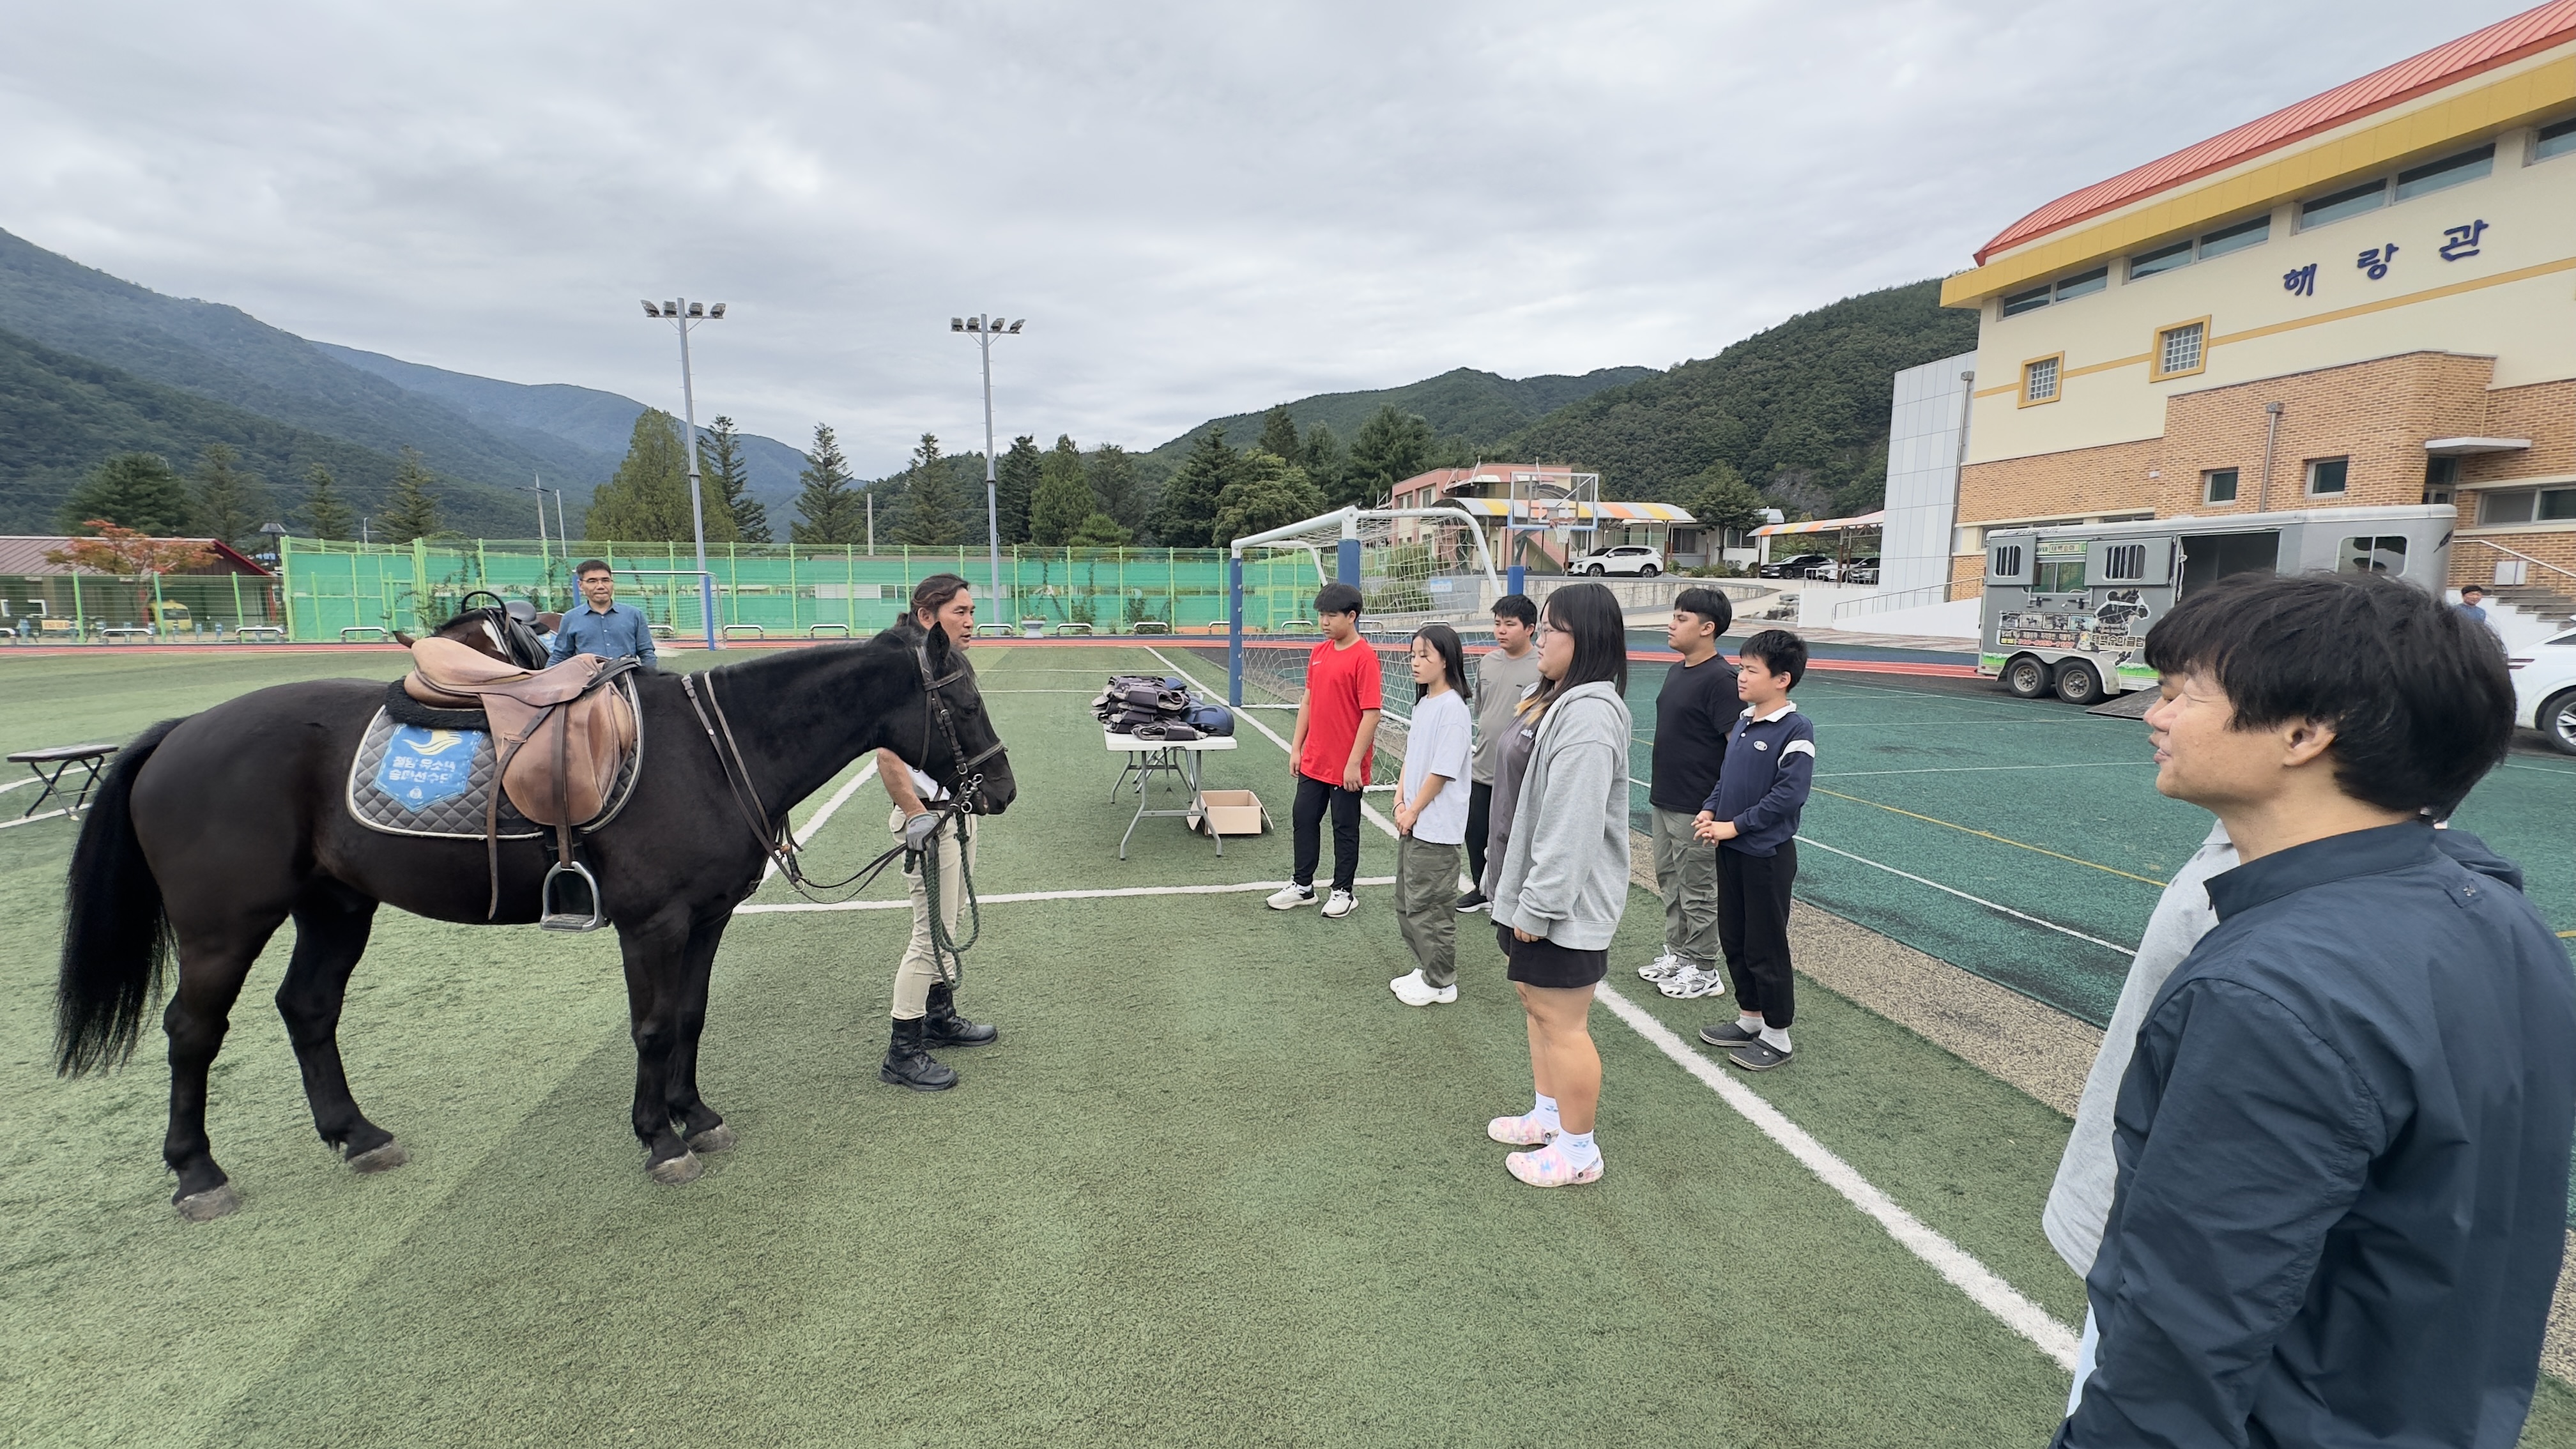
left=402, top=636, right=641, bottom=930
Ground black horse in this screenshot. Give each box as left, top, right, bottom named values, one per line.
left=52, top=624, right=1013, bottom=1220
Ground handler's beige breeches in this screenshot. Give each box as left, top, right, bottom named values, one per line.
left=889, top=806, right=976, bottom=1020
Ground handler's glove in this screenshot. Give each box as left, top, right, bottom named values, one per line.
left=902, top=810, right=943, bottom=853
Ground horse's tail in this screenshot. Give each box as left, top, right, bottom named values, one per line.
left=54, top=717, right=188, bottom=1076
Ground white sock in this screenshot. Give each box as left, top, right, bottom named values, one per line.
left=1556, top=1128, right=1600, bottom=1167
left=1738, top=1011, right=1764, bottom=1032
left=1759, top=1025, right=1792, bottom=1054
left=1533, top=1093, right=1560, bottom=1128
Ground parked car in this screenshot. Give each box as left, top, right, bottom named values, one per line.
left=1567, top=544, right=1663, bottom=577
left=1800, top=556, right=1880, bottom=583
left=1758, top=551, right=1832, bottom=579
left=2508, top=626, right=2576, bottom=755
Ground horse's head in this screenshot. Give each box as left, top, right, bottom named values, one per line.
left=884, top=620, right=1015, bottom=815
left=434, top=592, right=550, bottom=671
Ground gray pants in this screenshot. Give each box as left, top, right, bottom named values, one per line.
left=1395, top=836, right=1462, bottom=989
left=1651, top=807, right=1719, bottom=968
left=889, top=806, right=977, bottom=1020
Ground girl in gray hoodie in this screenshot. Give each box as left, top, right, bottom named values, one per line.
left=1483, top=583, right=1634, bottom=1187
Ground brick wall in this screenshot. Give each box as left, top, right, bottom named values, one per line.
left=2452, top=530, right=2576, bottom=590
left=1956, top=437, right=2161, bottom=529
left=2472, top=378, right=2576, bottom=484
left=2158, top=351, right=2494, bottom=514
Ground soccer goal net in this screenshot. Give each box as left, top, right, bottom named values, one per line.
left=1223, top=505, right=1500, bottom=790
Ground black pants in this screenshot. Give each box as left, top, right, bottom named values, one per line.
left=1717, top=843, right=1797, bottom=1027
left=1292, top=772, right=1363, bottom=894
left=1464, top=780, right=1494, bottom=889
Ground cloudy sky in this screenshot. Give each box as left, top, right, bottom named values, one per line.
left=0, top=1, right=2532, bottom=475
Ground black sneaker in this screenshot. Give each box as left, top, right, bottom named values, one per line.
left=1727, top=1039, right=1792, bottom=1072
left=1453, top=890, right=1489, bottom=914
left=1698, top=1021, right=1762, bottom=1050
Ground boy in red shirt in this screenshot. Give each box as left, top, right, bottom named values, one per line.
left=1268, top=582, right=1382, bottom=920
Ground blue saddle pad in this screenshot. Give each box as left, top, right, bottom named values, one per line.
left=373, top=724, right=484, bottom=811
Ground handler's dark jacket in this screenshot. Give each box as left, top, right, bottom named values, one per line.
left=2059, top=822, right=2575, bottom=1448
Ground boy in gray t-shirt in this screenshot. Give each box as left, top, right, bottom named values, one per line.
left=1456, top=594, right=1542, bottom=914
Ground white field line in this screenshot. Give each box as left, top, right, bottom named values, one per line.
left=1147, top=646, right=1403, bottom=837
left=1814, top=762, right=2149, bottom=779
left=737, top=876, right=1399, bottom=915
left=1596, top=986, right=2082, bottom=1371
left=0, top=776, right=39, bottom=795
left=1150, top=641, right=2082, bottom=1373
left=764, top=761, right=880, bottom=883
left=0, top=808, right=71, bottom=831
left=1793, top=835, right=2137, bottom=958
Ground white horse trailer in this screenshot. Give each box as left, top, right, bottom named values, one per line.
left=1977, top=505, right=2456, bottom=704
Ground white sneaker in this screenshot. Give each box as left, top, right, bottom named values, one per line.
left=1321, top=889, right=1356, bottom=920
left=1389, top=969, right=1458, bottom=1007
left=1266, top=884, right=1316, bottom=910
left=1658, top=964, right=1729, bottom=999
left=1637, top=951, right=1683, bottom=982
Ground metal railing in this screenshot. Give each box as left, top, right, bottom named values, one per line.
left=2458, top=537, right=2576, bottom=591
left=1831, top=582, right=1952, bottom=625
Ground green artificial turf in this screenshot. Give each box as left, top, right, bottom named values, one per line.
left=1, top=645, right=2568, bottom=1447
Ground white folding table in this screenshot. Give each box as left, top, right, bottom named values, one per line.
left=1105, top=730, right=1239, bottom=857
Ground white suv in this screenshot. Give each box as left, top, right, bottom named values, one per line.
left=2508, top=626, right=2576, bottom=755
left=1569, top=545, right=1663, bottom=578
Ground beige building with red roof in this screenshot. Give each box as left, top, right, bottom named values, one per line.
left=1938, top=1, right=2576, bottom=613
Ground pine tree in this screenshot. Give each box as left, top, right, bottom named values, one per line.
left=995, top=434, right=1043, bottom=546
left=1028, top=434, right=1092, bottom=546
left=1087, top=443, right=1146, bottom=535
left=700, top=415, right=770, bottom=542
left=1301, top=423, right=1346, bottom=501
left=585, top=410, right=736, bottom=544
left=1256, top=404, right=1301, bottom=463
left=1690, top=459, right=1769, bottom=533
left=1066, top=512, right=1133, bottom=549
left=190, top=443, right=269, bottom=555
left=379, top=448, right=444, bottom=543
left=1344, top=404, right=1433, bottom=508
left=891, top=433, right=967, bottom=547
left=791, top=424, right=865, bottom=545
left=1212, top=450, right=1327, bottom=546
left=1151, top=427, right=1239, bottom=548
left=57, top=453, right=196, bottom=535
left=299, top=463, right=356, bottom=540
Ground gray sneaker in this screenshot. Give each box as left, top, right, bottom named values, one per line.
left=1698, top=1020, right=1762, bottom=1050
left=1637, top=951, right=1683, bottom=982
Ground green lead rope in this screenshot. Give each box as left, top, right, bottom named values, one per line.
left=912, top=811, right=983, bottom=988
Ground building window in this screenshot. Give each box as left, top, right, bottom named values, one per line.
left=2423, top=456, right=2458, bottom=505
left=2196, top=215, right=2270, bottom=258
left=2035, top=554, right=2087, bottom=594
left=2053, top=266, right=2108, bottom=302
left=2001, top=284, right=2051, bottom=318
left=2395, top=144, right=2494, bottom=201
left=2102, top=544, right=2147, bottom=581
left=2479, top=487, right=2576, bottom=524
left=2204, top=468, right=2239, bottom=503
left=2021, top=355, right=2062, bottom=406
left=2300, top=179, right=2386, bottom=229
left=2536, top=116, right=2576, bottom=163
left=2306, top=457, right=2349, bottom=496
left=2150, top=319, right=2208, bottom=381
left=2342, top=536, right=2408, bottom=574
left=2128, top=240, right=2193, bottom=280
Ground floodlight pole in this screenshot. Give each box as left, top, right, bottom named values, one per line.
left=643, top=297, right=725, bottom=650
left=952, top=314, right=1020, bottom=609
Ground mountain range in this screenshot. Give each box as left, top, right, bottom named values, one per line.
left=1145, top=365, right=1658, bottom=464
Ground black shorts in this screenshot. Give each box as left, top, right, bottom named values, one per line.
left=1496, top=922, right=1609, bottom=990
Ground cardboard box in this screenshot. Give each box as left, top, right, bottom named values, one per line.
left=1189, top=788, right=1269, bottom=838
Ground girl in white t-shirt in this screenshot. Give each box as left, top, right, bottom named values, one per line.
left=1390, top=624, right=1475, bottom=1006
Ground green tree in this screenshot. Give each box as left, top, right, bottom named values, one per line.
left=1343, top=404, right=1434, bottom=507
left=1211, top=450, right=1326, bottom=546
left=1087, top=443, right=1147, bottom=535
left=1067, top=512, right=1133, bottom=548
left=1300, top=423, right=1345, bottom=502
left=1151, top=426, right=1239, bottom=547
left=57, top=452, right=195, bottom=535
left=891, top=433, right=967, bottom=547
left=790, top=424, right=865, bottom=545
left=585, top=410, right=737, bottom=544
left=995, top=434, right=1043, bottom=545
left=1256, top=404, right=1301, bottom=463
left=1689, top=459, right=1769, bottom=534
left=298, top=463, right=355, bottom=540
left=1028, top=434, right=1093, bottom=546
left=700, top=415, right=770, bottom=542
left=189, top=443, right=268, bottom=554
left=379, top=448, right=444, bottom=544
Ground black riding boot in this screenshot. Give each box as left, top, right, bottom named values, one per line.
left=922, top=980, right=997, bottom=1047
left=880, top=1016, right=958, bottom=1091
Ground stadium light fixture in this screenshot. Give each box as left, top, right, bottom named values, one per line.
left=638, top=296, right=728, bottom=650
left=953, top=312, right=1024, bottom=608
left=640, top=300, right=660, bottom=318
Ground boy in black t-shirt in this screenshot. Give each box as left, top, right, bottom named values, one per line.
left=1642, top=586, right=1735, bottom=999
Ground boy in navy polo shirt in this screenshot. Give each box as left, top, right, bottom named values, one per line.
left=1693, top=629, right=1814, bottom=1071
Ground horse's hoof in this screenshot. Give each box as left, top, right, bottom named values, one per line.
left=174, top=1183, right=241, bottom=1222
left=647, top=1150, right=703, bottom=1186
left=347, top=1140, right=410, bottom=1174
left=685, top=1123, right=736, bottom=1154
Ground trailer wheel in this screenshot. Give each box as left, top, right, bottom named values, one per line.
left=2004, top=656, right=2051, bottom=698
left=2542, top=689, right=2576, bottom=756
left=2054, top=660, right=2104, bottom=706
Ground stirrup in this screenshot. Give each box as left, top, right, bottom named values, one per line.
left=540, top=861, right=606, bottom=932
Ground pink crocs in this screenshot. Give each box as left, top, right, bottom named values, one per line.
left=1505, top=1141, right=1604, bottom=1187
left=1486, top=1111, right=1558, bottom=1146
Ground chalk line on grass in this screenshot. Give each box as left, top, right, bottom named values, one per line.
left=737, top=877, right=1399, bottom=914
left=1793, top=836, right=2138, bottom=957
left=1597, top=986, right=2082, bottom=1370
left=1816, top=762, right=2149, bottom=778
left=0, top=776, right=39, bottom=795
left=0, top=808, right=70, bottom=830
left=1147, top=641, right=2082, bottom=1374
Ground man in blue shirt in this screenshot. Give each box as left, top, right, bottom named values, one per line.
left=548, top=559, right=656, bottom=670
left=2058, top=572, right=2573, bottom=1448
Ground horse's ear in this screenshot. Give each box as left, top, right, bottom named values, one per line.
left=922, top=620, right=953, bottom=664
